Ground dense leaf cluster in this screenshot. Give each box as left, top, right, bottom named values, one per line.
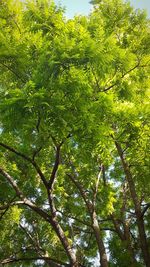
left=0, top=0, right=150, bottom=266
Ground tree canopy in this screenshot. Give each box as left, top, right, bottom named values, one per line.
left=0, top=0, right=150, bottom=266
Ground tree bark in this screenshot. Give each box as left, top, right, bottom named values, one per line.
left=92, top=211, right=108, bottom=267
left=123, top=222, right=137, bottom=267
left=51, top=217, right=78, bottom=266
left=115, top=141, right=150, bottom=267
left=68, top=174, right=109, bottom=267
left=46, top=144, right=79, bottom=267
left=0, top=167, right=78, bottom=267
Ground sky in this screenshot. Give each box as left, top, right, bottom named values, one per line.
left=55, top=0, right=150, bottom=18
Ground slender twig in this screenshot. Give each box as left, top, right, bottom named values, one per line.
left=0, top=62, right=26, bottom=83
left=90, top=65, right=101, bottom=91
left=0, top=142, right=48, bottom=187
left=141, top=203, right=150, bottom=217
left=0, top=256, right=70, bottom=266
left=48, top=134, right=71, bottom=189
left=20, top=223, right=44, bottom=254
left=48, top=145, right=61, bottom=189
left=67, top=173, right=92, bottom=213
left=32, top=146, right=43, bottom=161
left=93, top=164, right=102, bottom=206
left=102, top=61, right=149, bottom=92
left=56, top=209, right=92, bottom=227
left=0, top=196, right=17, bottom=220
left=0, top=167, right=51, bottom=223
left=36, top=113, right=41, bottom=133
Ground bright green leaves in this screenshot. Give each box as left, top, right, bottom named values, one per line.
left=0, top=0, right=150, bottom=266
left=25, top=0, right=64, bottom=33
left=9, top=206, right=22, bottom=224
left=0, top=205, right=22, bottom=261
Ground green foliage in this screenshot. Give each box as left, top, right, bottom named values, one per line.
left=0, top=0, right=150, bottom=266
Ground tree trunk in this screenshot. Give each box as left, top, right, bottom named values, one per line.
left=115, top=141, right=150, bottom=267
left=92, top=211, right=109, bottom=267
left=123, top=222, right=137, bottom=267
left=68, top=173, right=108, bottom=267
left=51, top=218, right=78, bottom=266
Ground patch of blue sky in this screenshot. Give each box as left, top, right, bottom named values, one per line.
left=55, top=0, right=150, bottom=18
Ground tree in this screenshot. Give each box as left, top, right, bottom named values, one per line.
left=0, top=0, right=150, bottom=266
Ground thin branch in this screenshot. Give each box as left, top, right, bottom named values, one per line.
left=93, top=164, right=102, bottom=206
left=111, top=215, right=125, bottom=241
left=0, top=62, right=26, bottom=83
left=19, top=223, right=43, bottom=254
left=48, top=145, right=61, bottom=189
left=32, top=146, right=43, bottom=161
left=73, top=225, right=92, bottom=235
left=102, top=61, right=149, bottom=92
left=0, top=200, right=27, bottom=210
left=13, top=19, right=22, bottom=34
left=56, top=209, right=92, bottom=227
left=0, top=167, right=24, bottom=197
left=31, top=160, right=48, bottom=188
left=97, top=217, right=113, bottom=224
left=19, top=224, right=52, bottom=266
left=103, top=83, right=117, bottom=92
left=102, top=164, right=107, bottom=186
left=0, top=203, right=10, bottom=220
left=90, top=65, right=101, bottom=91
left=48, top=134, right=71, bottom=189
left=0, top=195, right=17, bottom=210
left=0, top=142, right=31, bottom=162
left=101, top=227, right=118, bottom=233
left=0, top=167, right=51, bottom=223
left=0, top=142, right=48, bottom=188
left=141, top=203, right=150, bottom=217
left=0, top=167, right=78, bottom=265
left=67, top=170, right=109, bottom=266
left=0, top=256, right=70, bottom=266
left=121, top=63, right=139, bottom=78
left=67, top=173, right=92, bottom=213
left=46, top=187, right=77, bottom=265
left=0, top=196, right=17, bottom=220
left=36, top=113, right=41, bottom=133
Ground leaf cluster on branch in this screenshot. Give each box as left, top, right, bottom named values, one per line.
left=0, top=0, right=150, bottom=266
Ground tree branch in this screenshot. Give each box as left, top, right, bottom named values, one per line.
left=93, top=164, right=102, bottom=206
left=0, top=167, right=51, bottom=223
left=56, top=209, right=92, bottom=227
left=48, top=145, right=61, bottom=189
left=48, top=134, right=71, bottom=189
left=102, top=61, right=149, bottom=92
left=0, top=167, right=24, bottom=197
left=32, top=146, right=43, bottom=161
left=0, top=142, right=48, bottom=188
left=141, top=203, right=150, bottom=217
left=0, top=196, right=17, bottom=220
left=0, top=166, right=79, bottom=265
left=67, top=173, right=92, bottom=213
left=0, top=62, right=26, bottom=83
left=19, top=223, right=44, bottom=254
left=0, top=256, right=70, bottom=266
